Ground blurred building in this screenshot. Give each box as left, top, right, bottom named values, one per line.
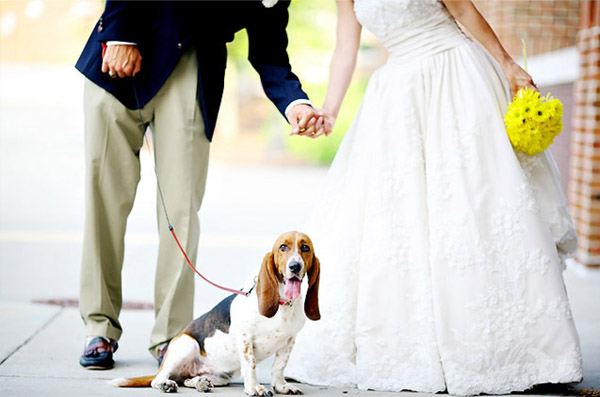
left=475, top=0, right=580, bottom=56
left=475, top=0, right=599, bottom=268
left=0, top=0, right=101, bottom=63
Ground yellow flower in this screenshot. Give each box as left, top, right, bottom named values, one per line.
left=504, top=88, right=563, bottom=155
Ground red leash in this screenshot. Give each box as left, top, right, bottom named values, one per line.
left=168, top=225, right=249, bottom=297
left=170, top=225, right=289, bottom=305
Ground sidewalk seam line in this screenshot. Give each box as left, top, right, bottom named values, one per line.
left=0, top=306, right=65, bottom=366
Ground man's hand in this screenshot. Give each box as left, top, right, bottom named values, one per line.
left=288, top=104, right=319, bottom=137
left=287, top=105, right=333, bottom=138
left=101, top=44, right=142, bottom=78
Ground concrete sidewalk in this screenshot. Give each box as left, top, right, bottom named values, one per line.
left=0, top=303, right=428, bottom=397
left=0, top=264, right=599, bottom=397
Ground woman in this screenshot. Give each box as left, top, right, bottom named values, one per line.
left=287, top=0, right=583, bottom=395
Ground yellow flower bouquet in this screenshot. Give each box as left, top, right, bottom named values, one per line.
left=504, top=88, right=563, bottom=155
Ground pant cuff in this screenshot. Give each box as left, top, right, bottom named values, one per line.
left=84, top=321, right=122, bottom=342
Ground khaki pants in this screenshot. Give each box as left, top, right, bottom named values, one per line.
left=79, top=50, right=209, bottom=356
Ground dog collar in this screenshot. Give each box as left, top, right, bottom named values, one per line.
left=279, top=298, right=293, bottom=306
left=247, top=278, right=293, bottom=306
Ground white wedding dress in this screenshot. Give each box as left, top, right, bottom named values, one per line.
left=286, top=0, right=583, bottom=395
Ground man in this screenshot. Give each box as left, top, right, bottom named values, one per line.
left=76, top=0, right=327, bottom=369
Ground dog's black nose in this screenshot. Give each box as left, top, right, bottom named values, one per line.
left=289, top=262, right=302, bottom=273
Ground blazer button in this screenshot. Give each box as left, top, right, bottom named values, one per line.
left=97, top=17, right=103, bottom=32
left=177, top=43, right=182, bottom=49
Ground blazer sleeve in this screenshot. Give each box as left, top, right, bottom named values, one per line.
left=246, top=1, right=309, bottom=121
left=97, top=0, right=144, bottom=43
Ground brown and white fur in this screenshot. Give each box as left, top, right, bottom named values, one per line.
left=111, top=231, right=320, bottom=396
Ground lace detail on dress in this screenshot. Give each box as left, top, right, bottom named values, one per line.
left=354, top=0, right=443, bottom=39
left=516, top=151, right=578, bottom=263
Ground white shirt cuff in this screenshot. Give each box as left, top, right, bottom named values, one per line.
left=106, top=41, right=137, bottom=46
left=285, top=99, right=313, bottom=119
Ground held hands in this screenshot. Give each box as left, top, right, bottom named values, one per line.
left=502, top=60, right=537, bottom=97
left=287, top=104, right=335, bottom=139
left=101, top=44, right=142, bottom=78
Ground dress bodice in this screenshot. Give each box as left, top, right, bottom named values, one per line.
left=354, top=0, right=446, bottom=39
left=354, top=0, right=466, bottom=61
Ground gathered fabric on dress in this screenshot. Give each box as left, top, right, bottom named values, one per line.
left=286, top=0, right=582, bottom=395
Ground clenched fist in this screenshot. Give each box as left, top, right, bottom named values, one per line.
left=102, top=44, right=142, bottom=78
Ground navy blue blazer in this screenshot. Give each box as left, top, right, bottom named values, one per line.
left=75, top=1, right=309, bottom=141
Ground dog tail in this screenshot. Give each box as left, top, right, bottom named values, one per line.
left=110, top=375, right=155, bottom=388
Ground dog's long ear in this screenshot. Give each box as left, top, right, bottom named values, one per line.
left=257, top=252, right=280, bottom=318
left=304, top=255, right=321, bottom=321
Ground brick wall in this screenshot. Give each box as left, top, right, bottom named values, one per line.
left=569, top=0, right=600, bottom=267
left=474, top=0, right=580, bottom=57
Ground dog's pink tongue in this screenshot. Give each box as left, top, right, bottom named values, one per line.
left=284, top=278, right=302, bottom=300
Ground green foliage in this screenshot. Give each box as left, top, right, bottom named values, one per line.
left=225, top=0, right=370, bottom=166
left=226, top=27, right=249, bottom=67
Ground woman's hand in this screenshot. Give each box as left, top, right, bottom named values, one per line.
left=312, top=109, right=336, bottom=138
left=502, top=59, right=537, bottom=97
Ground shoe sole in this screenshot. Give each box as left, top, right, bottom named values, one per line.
left=82, top=364, right=114, bottom=370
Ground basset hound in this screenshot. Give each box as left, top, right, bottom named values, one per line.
left=111, top=231, right=320, bottom=396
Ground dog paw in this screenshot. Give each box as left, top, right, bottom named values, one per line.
left=195, top=377, right=214, bottom=393
left=157, top=380, right=178, bottom=393
left=245, top=384, right=273, bottom=396
left=274, top=383, right=303, bottom=395
left=183, top=376, right=214, bottom=392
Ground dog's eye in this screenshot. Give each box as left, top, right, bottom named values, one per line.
left=300, top=244, right=311, bottom=253
left=279, top=244, right=289, bottom=252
